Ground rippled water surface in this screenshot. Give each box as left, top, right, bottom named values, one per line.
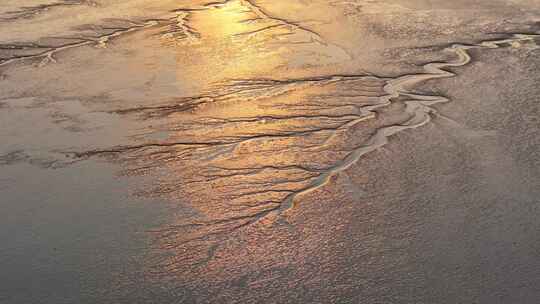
left=1, top=1, right=540, bottom=303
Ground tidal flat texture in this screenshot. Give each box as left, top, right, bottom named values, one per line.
left=1, top=1, right=539, bottom=303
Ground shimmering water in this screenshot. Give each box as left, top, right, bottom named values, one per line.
left=1, top=1, right=540, bottom=303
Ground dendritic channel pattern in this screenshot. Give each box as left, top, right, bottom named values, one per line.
left=77, top=30, right=539, bottom=270
left=1, top=0, right=538, bottom=272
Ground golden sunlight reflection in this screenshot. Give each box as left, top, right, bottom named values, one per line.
left=162, top=0, right=350, bottom=84
left=130, top=72, right=391, bottom=275
left=3, top=0, right=540, bottom=301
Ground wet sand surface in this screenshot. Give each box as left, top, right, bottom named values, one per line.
left=1, top=1, right=539, bottom=303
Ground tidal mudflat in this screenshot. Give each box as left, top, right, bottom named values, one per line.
left=1, top=1, right=539, bottom=303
